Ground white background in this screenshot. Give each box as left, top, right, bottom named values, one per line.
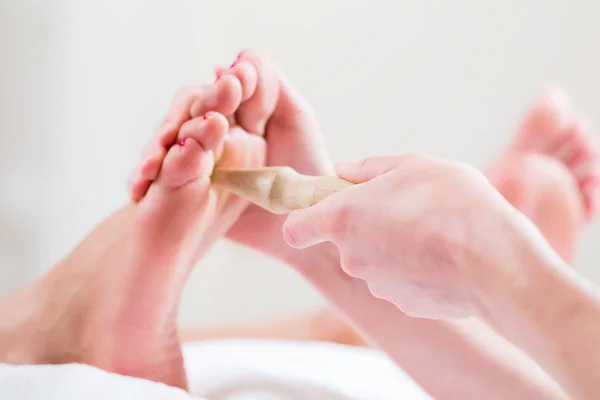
left=0, top=0, right=598, bottom=328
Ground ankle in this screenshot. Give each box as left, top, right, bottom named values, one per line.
left=0, top=277, right=79, bottom=364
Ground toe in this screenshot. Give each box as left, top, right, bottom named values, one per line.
left=177, top=111, right=228, bottom=157
left=561, top=120, right=596, bottom=170
left=127, top=169, right=153, bottom=203
left=550, top=121, right=580, bottom=163
left=156, top=138, right=214, bottom=190
left=581, top=178, right=597, bottom=220
left=235, top=50, right=280, bottom=135
left=514, top=86, right=573, bottom=152
left=138, top=140, right=167, bottom=180
left=551, top=115, right=600, bottom=221
left=189, top=75, right=242, bottom=119
left=127, top=140, right=167, bottom=202
left=218, top=60, right=258, bottom=102
left=155, top=86, right=206, bottom=148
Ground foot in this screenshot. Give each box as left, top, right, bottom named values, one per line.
left=128, top=79, right=266, bottom=254
left=486, top=87, right=599, bottom=261
left=76, top=113, right=235, bottom=388
left=0, top=79, right=266, bottom=388
left=34, top=114, right=231, bottom=389
left=76, top=79, right=270, bottom=386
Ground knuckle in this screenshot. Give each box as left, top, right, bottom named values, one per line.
left=395, top=152, right=425, bottom=168
left=281, top=223, right=298, bottom=248
left=358, top=155, right=378, bottom=171
left=340, top=254, right=366, bottom=278
left=366, top=281, right=384, bottom=298
left=454, top=162, right=486, bottom=184
left=399, top=152, right=422, bottom=164
left=323, top=201, right=353, bottom=237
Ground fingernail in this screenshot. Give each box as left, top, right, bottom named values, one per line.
left=179, top=138, right=188, bottom=147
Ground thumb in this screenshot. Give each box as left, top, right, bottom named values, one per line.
left=335, top=154, right=410, bottom=183
left=282, top=203, right=331, bottom=249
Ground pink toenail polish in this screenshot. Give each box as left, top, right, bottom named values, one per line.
left=203, top=111, right=214, bottom=120
left=214, top=73, right=221, bottom=83
left=179, top=138, right=187, bottom=147
left=229, top=60, right=237, bottom=69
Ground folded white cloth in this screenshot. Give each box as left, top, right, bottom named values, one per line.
left=184, top=339, right=431, bottom=400
left=0, top=339, right=430, bottom=400
left=0, top=362, right=200, bottom=400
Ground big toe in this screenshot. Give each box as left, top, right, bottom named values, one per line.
left=156, top=138, right=214, bottom=189
left=513, top=86, right=573, bottom=152
left=156, top=111, right=229, bottom=190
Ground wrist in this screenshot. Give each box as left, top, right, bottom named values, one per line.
left=476, top=238, right=571, bottom=347
left=475, top=216, right=600, bottom=398
left=468, top=206, right=565, bottom=323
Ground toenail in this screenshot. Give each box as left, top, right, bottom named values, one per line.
left=179, top=138, right=188, bottom=147
left=229, top=60, right=237, bottom=69
left=214, top=73, right=221, bottom=83
left=203, top=111, right=214, bottom=120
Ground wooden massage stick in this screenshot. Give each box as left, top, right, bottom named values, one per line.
left=211, top=166, right=354, bottom=214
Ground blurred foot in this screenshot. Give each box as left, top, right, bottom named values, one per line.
left=486, top=87, right=599, bottom=261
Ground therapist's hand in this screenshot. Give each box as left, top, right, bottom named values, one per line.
left=282, top=154, right=538, bottom=319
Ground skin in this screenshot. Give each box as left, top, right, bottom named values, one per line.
left=282, top=131, right=600, bottom=398
left=182, top=88, right=595, bottom=346
left=180, top=79, right=598, bottom=400
left=0, top=51, right=598, bottom=399
left=0, top=73, right=267, bottom=388
left=284, top=154, right=600, bottom=399
left=282, top=154, right=563, bottom=318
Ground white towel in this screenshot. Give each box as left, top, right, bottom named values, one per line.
left=184, top=339, right=431, bottom=400
left=0, top=339, right=430, bottom=400
left=0, top=362, right=200, bottom=400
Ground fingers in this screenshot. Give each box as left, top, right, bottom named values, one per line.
left=335, top=154, right=414, bottom=183
left=282, top=204, right=333, bottom=249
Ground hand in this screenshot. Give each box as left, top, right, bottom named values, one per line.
left=282, top=153, right=539, bottom=319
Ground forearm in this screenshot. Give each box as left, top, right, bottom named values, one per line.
left=480, top=240, right=600, bottom=400
left=287, top=245, right=565, bottom=400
